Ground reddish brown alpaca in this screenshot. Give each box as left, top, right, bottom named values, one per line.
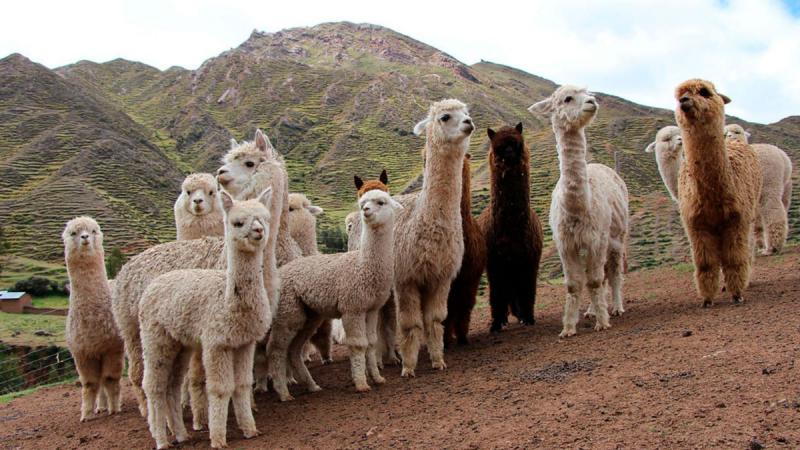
left=443, top=154, right=486, bottom=346
left=478, top=123, right=544, bottom=332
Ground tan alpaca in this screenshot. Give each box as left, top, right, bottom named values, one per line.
left=674, top=79, right=762, bottom=306
left=62, top=217, right=124, bottom=422
left=725, top=124, right=793, bottom=255
left=287, top=193, right=323, bottom=256
left=267, top=190, right=401, bottom=400
left=140, top=189, right=273, bottom=449
left=174, top=173, right=224, bottom=241
left=530, top=86, right=629, bottom=337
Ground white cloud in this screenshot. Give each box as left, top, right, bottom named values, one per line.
left=2, top=0, right=798, bottom=123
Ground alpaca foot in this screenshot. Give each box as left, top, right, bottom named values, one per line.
left=138, top=403, right=147, bottom=418
left=432, top=359, right=447, bottom=371
left=371, top=374, right=386, bottom=385
left=193, top=421, right=205, bottom=431
left=489, top=322, right=504, bottom=333
left=242, top=427, right=260, bottom=439
left=559, top=326, right=577, bottom=338
left=732, top=296, right=745, bottom=305
left=253, top=378, right=269, bottom=393
left=702, top=299, right=714, bottom=308
left=94, top=406, right=106, bottom=415
left=520, top=318, right=535, bottom=326
left=594, top=321, right=611, bottom=332
left=611, top=305, right=625, bottom=316
left=210, top=437, right=227, bottom=449
left=287, top=376, right=297, bottom=385
left=320, top=358, right=333, bottom=365
left=355, top=382, right=371, bottom=392
left=401, top=367, right=415, bottom=378
left=584, top=303, right=597, bottom=318
left=174, top=431, right=190, bottom=444
left=308, top=383, right=322, bottom=393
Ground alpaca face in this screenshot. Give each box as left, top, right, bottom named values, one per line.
left=221, top=189, right=273, bottom=253
left=345, top=212, right=358, bottom=234
left=180, top=174, right=218, bottom=216
left=528, top=85, right=598, bottom=130
left=217, top=129, right=275, bottom=198
left=646, top=126, right=682, bottom=157
left=288, top=193, right=323, bottom=216
left=674, top=79, right=730, bottom=128
left=62, top=217, right=103, bottom=260
left=724, top=124, right=750, bottom=144
left=413, top=99, right=474, bottom=148
left=487, top=124, right=526, bottom=167
left=359, top=190, right=402, bottom=227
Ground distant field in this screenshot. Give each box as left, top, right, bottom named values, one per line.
left=31, top=294, right=69, bottom=310
left=0, top=312, right=65, bottom=347
left=0, top=256, right=67, bottom=290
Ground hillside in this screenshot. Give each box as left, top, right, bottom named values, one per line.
left=1, top=21, right=798, bottom=272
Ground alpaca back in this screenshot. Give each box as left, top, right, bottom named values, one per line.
left=588, top=164, right=629, bottom=244
left=753, top=144, right=792, bottom=209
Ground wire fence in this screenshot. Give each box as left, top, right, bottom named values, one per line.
left=0, top=344, right=76, bottom=396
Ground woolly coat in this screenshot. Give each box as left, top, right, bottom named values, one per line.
left=174, top=173, right=224, bottom=241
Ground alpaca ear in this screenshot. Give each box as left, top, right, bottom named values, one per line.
left=307, top=205, right=323, bottom=216
left=254, top=129, right=276, bottom=158
left=257, top=187, right=273, bottom=209
left=389, top=197, right=404, bottom=210
left=528, top=99, right=552, bottom=116
left=354, top=175, right=364, bottom=190
left=645, top=142, right=656, bottom=153
left=487, top=128, right=495, bottom=140
left=515, top=122, right=523, bottom=133
left=465, top=153, right=472, bottom=160
left=719, top=93, right=731, bottom=104
left=230, top=138, right=238, bottom=149
left=221, top=191, right=234, bottom=214
left=379, top=169, right=388, bottom=185
left=413, top=118, right=430, bottom=136
left=745, top=130, right=751, bottom=139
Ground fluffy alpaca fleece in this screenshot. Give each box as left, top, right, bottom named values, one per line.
left=725, top=124, right=793, bottom=255
left=645, top=126, right=683, bottom=202
left=112, top=129, right=286, bottom=417
left=174, top=173, right=224, bottom=241
left=345, top=212, right=361, bottom=252
left=477, top=125, right=543, bottom=333
left=139, top=190, right=273, bottom=449
left=267, top=190, right=401, bottom=400
left=443, top=154, right=487, bottom=345
left=62, top=217, right=124, bottom=422
left=287, top=193, right=323, bottom=256
left=529, top=85, right=629, bottom=337
left=675, top=79, right=762, bottom=306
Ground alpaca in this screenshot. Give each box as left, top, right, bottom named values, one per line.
left=287, top=193, right=323, bottom=256
left=725, top=124, right=793, bottom=255
left=645, top=126, right=683, bottom=202
left=62, top=217, right=124, bottom=422
left=529, top=86, right=629, bottom=337
left=443, top=154, right=487, bottom=345
left=345, top=212, right=360, bottom=251
left=174, top=173, right=224, bottom=241
left=112, top=129, right=287, bottom=417
left=347, top=171, right=388, bottom=251
left=674, top=79, right=762, bottom=307
left=267, top=190, right=401, bottom=400
left=139, top=189, right=273, bottom=449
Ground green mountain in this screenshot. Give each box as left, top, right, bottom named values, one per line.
left=1, top=22, right=798, bottom=275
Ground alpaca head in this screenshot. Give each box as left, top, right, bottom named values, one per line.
left=645, top=126, right=682, bottom=157
left=413, top=99, right=474, bottom=150
left=288, top=193, right=323, bottom=239
left=674, top=79, right=730, bottom=130
left=217, top=129, right=277, bottom=198
left=220, top=188, right=272, bottom=254
left=354, top=169, right=389, bottom=199
left=724, top=124, right=750, bottom=144
left=528, top=85, right=598, bottom=131
left=178, top=173, right=219, bottom=216
left=345, top=212, right=358, bottom=234
left=487, top=123, right=527, bottom=168
left=62, top=216, right=104, bottom=262
left=358, top=190, right=403, bottom=229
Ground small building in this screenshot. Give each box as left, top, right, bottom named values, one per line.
left=0, top=291, right=33, bottom=314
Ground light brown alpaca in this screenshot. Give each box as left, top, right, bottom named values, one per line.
left=674, top=79, right=762, bottom=307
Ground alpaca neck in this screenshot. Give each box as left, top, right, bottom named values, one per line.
left=359, top=219, right=394, bottom=267
left=67, top=254, right=108, bottom=296
left=225, top=243, right=266, bottom=309
left=420, top=141, right=465, bottom=215
left=460, top=161, right=473, bottom=219
left=554, top=127, right=591, bottom=215
left=491, top=159, right=530, bottom=224
left=682, top=123, right=733, bottom=199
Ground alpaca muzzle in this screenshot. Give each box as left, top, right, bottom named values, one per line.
left=679, top=96, right=693, bottom=113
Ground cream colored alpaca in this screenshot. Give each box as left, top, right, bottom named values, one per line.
left=287, top=193, right=323, bottom=256
left=345, top=211, right=360, bottom=251
left=645, top=126, right=683, bottom=202
left=267, top=190, right=401, bottom=400
left=62, top=217, right=124, bottom=422
left=529, top=85, right=629, bottom=337
left=725, top=124, right=793, bottom=255
left=174, top=173, right=224, bottom=241
left=112, top=129, right=287, bottom=417
left=675, top=79, right=762, bottom=307
left=140, top=189, right=273, bottom=449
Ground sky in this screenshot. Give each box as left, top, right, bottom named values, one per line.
left=2, top=0, right=799, bottom=124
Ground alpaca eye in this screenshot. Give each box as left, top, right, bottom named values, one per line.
left=245, top=161, right=255, bottom=168
left=699, top=88, right=711, bottom=98
left=187, top=191, right=191, bottom=196
left=289, top=207, right=294, bottom=212
left=209, top=191, right=214, bottom=195
left=233, top=221, right=244, bottom=228
left=71, top=231, right=77, bottom=236
left=564, top=96, right=573, bottom=103
left=378, top=200, right=385, bottom=206
left=92, top=230, right=97, bottom=234
left=440, top=114, right=451, bottom=122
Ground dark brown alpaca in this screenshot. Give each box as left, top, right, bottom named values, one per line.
left=443, top=154, right=487, bottom=346
left=478, top=123, right=544, bottom=332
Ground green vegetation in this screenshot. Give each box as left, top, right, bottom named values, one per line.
left=105, top=247, right=127, bottom=279
left=0, top=378, right=77, bottom=404
left=31, top=294, right=69, bottom=310
left=0, top=312, right=66, bottom=347
left=0, top=256, right=66, bottom=290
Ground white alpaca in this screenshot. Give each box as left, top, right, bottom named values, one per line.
left=529, top=85, right=629, bottom=337
left=645, top=126, right=683, bottom=202
left=725, top=124, right=793, bottom=255
left=267, top=190, right=400, bottom=400
left=287, top=193, right=323, bottom=256
left=174, top=173, right=224, bottom=241
left=62, top=217, right=124, bottom=422
left=139, top=189, right=273, bottom=449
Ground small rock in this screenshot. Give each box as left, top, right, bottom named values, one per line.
left=715, top=402, right=726, bottom=408
left=682, top=330, right=693, bottom=337
left=775, top=436, right=787, bottom=443
left=33, top=330, right=54, bottom=337
left=749, top=438, right=764, bottom=450
left=762, top=367, right=776, bottom=375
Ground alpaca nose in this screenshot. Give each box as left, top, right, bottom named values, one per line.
left=80, top=234, right=89, bottom=243
left=586, top=98, right=596, bottom=105
left=193, top=198, right=204, bottom=204
left=217, top=168, right=231, bottom=185
left=462, top=119, right=474, bottom=134
left=362, top=205, right=373, bottom=217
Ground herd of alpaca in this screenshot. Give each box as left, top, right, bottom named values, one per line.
left=57, top=80, right=794, bottom=448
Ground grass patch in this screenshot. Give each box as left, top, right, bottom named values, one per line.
left=31, top=294, right=69, bottom=310
left=0, top=256, right=67, bottom=289
left=0, top=312, right=66, bottom=347
left=672, top=263, right=694, bottom=273
left=0, top=377, right=76, bottom=404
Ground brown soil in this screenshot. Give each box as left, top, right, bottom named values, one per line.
left=2, top=248, right=799, bottom=449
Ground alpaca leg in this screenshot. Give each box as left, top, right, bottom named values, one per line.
left=187, top=350, right=208, bottom=430
left=287, top=317, right=324, bottom=394
left=142, top=334, right=181, bottom=449
left=516, top=280, right=536, bottom=326
left=721, top=225, right=753, bottom=304
left=586, top=248, right=610, bottom=331
left=310, top=319, right=333, bottom=364
left=423, top=283, right=449, bottom=371
left=203, top=347, right=235, bottom=449
left=75, top=354, right=101, bottom=422
left=377, top=292, right=399, bottom=367
left=397, top=284, right=423, bottom=378
left=365, top=309, right=385, bottom=385
left=488, top=277, right=509, bottom=332
left=689, top=231, right=721, bottom=307
left=606, top=249, right=625, bottom=316
left=455, top=282, right=476, bottom=345
left=252, top=341, right=269, bottom=393
left=754, top=210, right=766, bottom=254
left=166, top=348, right=191, bottom=444
left=231, top=343, right=258, bottom=439
left=341, top=313, right=370, bottom=391
left=763, top=199, right=788, bottom=255
left=124, top=329, right=148, bottom=417
left=266, top=301, right=306, bottom=402
left=95, top=386, right=107, bottom=414
left=100, top=349, right=124, bottom=414
left=560, top=251, right=584, bottom=338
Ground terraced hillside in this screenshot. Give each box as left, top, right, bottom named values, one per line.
left=1, top=22, right=798, bottom=272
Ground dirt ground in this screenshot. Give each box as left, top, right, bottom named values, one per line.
left=2, top=248, right=798, bottom=449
